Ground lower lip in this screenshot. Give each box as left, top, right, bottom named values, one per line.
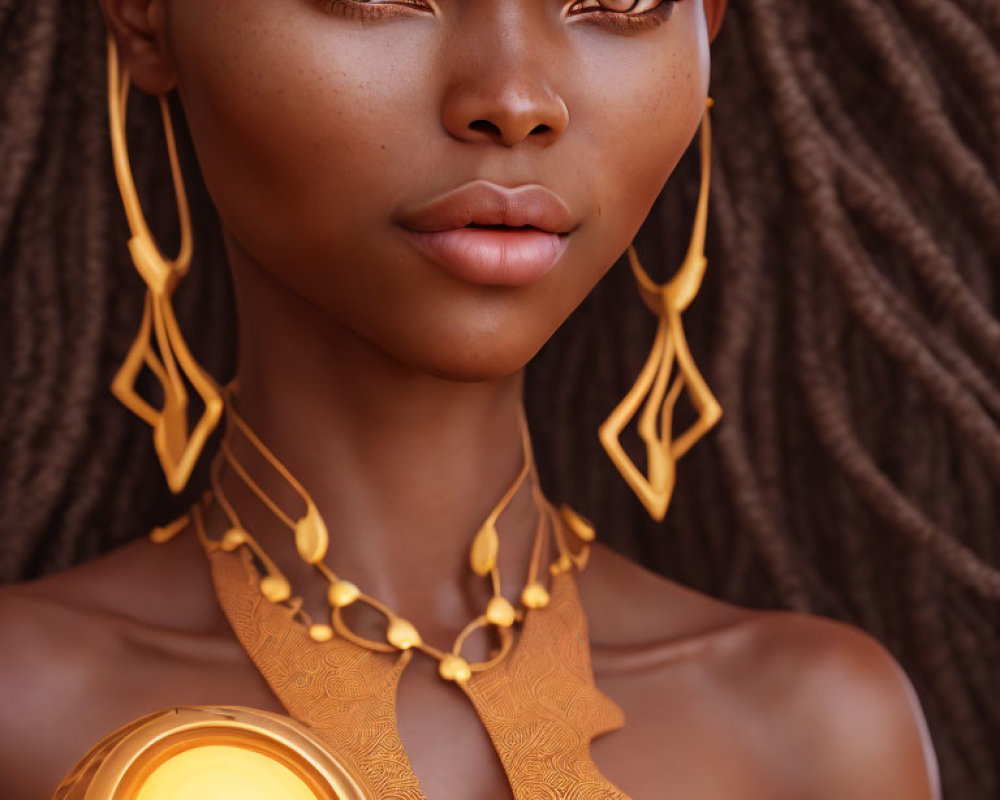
left=401, top=227, right=569, bottom=287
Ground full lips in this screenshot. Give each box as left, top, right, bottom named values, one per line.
left=403, top=227, right=569, bottom=287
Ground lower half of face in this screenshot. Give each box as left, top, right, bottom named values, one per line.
left=168, top=0, right=710, bottom=381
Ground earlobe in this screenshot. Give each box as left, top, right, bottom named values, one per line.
left=704, top=0, right=728, bottom=43
left=99, top=0, right=176, bottom=95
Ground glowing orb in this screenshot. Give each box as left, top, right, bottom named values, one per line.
left=52, top=706, right=366, bottom=800
left=134, top=744, right=320, bottom=800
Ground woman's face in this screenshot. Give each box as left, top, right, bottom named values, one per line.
left=155, top=0, right=713, bottom=380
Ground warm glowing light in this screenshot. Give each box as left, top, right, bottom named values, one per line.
left=134, top=745, right=321, bottom=800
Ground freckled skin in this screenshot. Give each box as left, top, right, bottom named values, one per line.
left=0, top=1, right=938, bottom=799
left=167, top=0, right=709, bottom=379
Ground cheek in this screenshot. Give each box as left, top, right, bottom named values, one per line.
left=576, top=18, right=710, bottom=256
left=162, top=0, right=710, bottom=380
left=167, top=1, right=428, bottom=270
left=169, top=1, right=708, bottom=276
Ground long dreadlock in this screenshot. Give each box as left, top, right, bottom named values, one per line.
left=1, top=1, right=997, bottom=797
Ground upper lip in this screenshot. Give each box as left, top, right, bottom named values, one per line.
left=396, top=180, right=577, bottom=235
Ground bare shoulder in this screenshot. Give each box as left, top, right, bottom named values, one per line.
left=0, top=529, right=234, bottom=800
left=0, top=572, right=123, bottom=800
left=579, top=542, right=758, bottom=649
left=5, top=524, right=223, bottom=632
left=731, top=609, right=941, bottom=799
left=0, top=549, right=148, bottom=706
left=581, top=544, right=940, bottom=800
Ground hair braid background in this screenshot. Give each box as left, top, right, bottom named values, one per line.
left=1, top=1, right=998, bottom=797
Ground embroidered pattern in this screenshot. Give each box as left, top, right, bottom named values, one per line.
left=209, top=546, right=630, bottom=800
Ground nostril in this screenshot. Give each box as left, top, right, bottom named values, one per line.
left=465, top=119, right=556, bottom=145
left=469, top=119, right=502, bottom=137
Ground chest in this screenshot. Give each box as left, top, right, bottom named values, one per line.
left=126, top=648, right=787, bottom=800
left=48, top=570, right=789, bottom=800
left=592, top=667, right=789, bottom=800
left=40, top=630, right=792, bottom=800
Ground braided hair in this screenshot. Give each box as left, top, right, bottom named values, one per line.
left=2, top=1, right=997, bottom=797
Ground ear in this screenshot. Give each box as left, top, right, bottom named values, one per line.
left=704, top=0, right=728, bottom=43
left=99, top=0, right=175, bottom=94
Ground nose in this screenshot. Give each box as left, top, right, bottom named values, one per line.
left=440, top=9, right=569, bottom=148
left=442, top=78, right=569, bottom=148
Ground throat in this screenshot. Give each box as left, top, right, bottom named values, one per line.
left=199, top=373, right=547, bottom=645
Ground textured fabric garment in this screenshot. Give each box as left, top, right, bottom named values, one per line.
left=207, top=545, right=632, bottom=800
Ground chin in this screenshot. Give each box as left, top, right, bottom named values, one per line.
left=423, top=355, right=535, bottom=384
left=368, top=322, right=550, bottom=384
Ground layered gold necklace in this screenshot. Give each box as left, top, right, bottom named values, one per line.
left=57, top=384, right=632, bottom=800
left=192, top=382, right=591, bottom=686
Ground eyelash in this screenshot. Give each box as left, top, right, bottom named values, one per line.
left=569, top=0, right=679, bottom=34
left=317, top=0, right=426, bottom=21
left=316, top=0, right=680, bottom=34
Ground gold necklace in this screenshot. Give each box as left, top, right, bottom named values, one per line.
left=157, top=380, right=597, bottom=685
left=63, top=386, right=627, bottom=800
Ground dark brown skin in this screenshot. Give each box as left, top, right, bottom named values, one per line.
left=0, top=0, right=939, bottom=798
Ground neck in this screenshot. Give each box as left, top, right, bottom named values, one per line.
left=204, top=241, right=545, bottom=643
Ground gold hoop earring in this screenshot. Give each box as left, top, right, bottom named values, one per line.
left=107, top=35, right=223, bottom=494
left=599, top=98, right=723, bottom=522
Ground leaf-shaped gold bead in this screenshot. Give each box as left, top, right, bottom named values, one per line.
left=309, top=624, right=334, bottom=642
left=221, top=528, right=248, bottom=552
left=521, top=582, right=550, bottom=609
left=328, top=580, right=360, bottom=608
left=560, top=505, right=596, bottom=542
left=295, top=502, right=329, bottom=564
left=550, top=554, right=572, bottom=575
left=439, top=654, right=472, bottom=683
left=486, top=596, right=516, bottom=628
left=387, top=618, right=422, bottom=650
left=469, top=522, right=499, bottom=577
left=260, top=575, right=291, bottom=603
left=149, top=516, right=187, bottom=544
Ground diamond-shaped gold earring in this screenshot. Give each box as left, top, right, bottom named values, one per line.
left=599, top=99, right=723, bottom=522
left=107, top=35, right=222, bottom=493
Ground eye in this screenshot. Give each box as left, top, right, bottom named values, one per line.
left=316, top=0, right=432, bottom=20
left=568, top=0, right=668, bottom=15
left=566, top=0, right=679, bottom=33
